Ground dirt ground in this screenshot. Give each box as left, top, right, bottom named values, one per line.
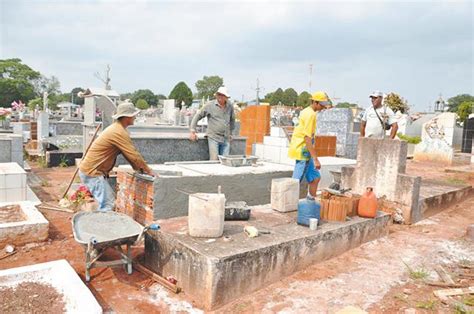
left=0, top=160, right=472, bottom=313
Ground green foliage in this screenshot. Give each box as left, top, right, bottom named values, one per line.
left=71, top=87, right=84, bottom=105
left=48, top=93, right=70, bottom=110
left=270, top=88, right=284, bottom=106
left=136, top=98, right=150, bottom=110
left=297, top=91, right=311, bottom=108
left=397, top=133, right=422, bottom=144
left=28, top=98, right=42, bottom=110
left=155, top=94, right=167, bottom=100
left=403, top=261, right=429, bottom=280
left=416, top=299, right=437, bottom=310
left=263, top=92, right=273, bottom=103
left=195, top=75, right=224, bottom=100
left=169, top=82, right=193, bottom=107
left=59, top=155, right=68, bottom=168
left=456, top=101, right=473, bottom=122
left=131, top=89, right=157, bottom=106
left=384, top=92, right=409, bottom=113
left=0, top=59, right=41, bottom=105
left=282, top=88, right=298, bottom=106
left=336, top=102, right=358, bottom=108
left=447, top=94, right=474, bottom=113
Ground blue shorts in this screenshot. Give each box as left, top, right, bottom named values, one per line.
left=292, top=159, right=321, bottom=183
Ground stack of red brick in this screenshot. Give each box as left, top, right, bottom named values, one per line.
left=115, top=171, right=154, bottom=225
left=239, top=106, right=271, bottom=155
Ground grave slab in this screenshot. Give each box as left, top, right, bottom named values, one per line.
left=116, top=162, right=307, bottom=221
left=0, top=201, right=48, bottom=247
left=144, top=206, right=391, bottom=310
left=0, top=259, right=102, bottom=313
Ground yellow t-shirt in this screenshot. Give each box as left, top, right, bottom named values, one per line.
left=288, top=107, right=317, bottom=160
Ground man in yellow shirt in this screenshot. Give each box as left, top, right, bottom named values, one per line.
left=288, top=91, right=332, bottom=199
left=79, top=101, right=154, bottom=211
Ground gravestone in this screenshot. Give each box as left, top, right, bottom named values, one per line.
left=462, top=117, right=474, bottom=153
left=414, top=113, right=456, bottom=165
left=316, top=108, right=357, bottom=158
left=162, top=99, right=176, bottom=123
left=37, top=111, right=49, bottom=154
left=342, top=138, right=421, bottom=223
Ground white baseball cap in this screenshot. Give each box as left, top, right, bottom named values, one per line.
left=215, top=86, right=230, bottom=98
left=369, top=91, right=384, bottom=98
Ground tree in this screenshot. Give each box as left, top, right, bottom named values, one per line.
left=296, top=91, right=311, bottom=107
left=336, top=102, right=358, bottom=108
left=27, top=97, right=42, bottom=110
left=0, top=58, right=40, bottom=105
left=131, top=89, right=157, bottom=107
left=283, top=88, right=298, bottom=106
left=33, top=75, right=61, bottom=96
left=456, top=101, right=474, bottom=123
left=447, top=94, right=474, bottom=113
left=169, top=82, right=193, bottom=108
left=136, top=99, right=150, bottom=110
left=120, top=92, right=133, bottom=101
left=383, top=92, right=409, bottom=113
left=71, top=87, right=85, bottom=105
left=155, top=94, right=167, bottom=100
left=195, top=75, right=224, bottom=99
left=270, top=88, right=284, bottom=106
left=263, top=92, right=273, bottom=103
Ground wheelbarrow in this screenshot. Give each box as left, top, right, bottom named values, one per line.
left=72, top=211, right=153, bottom=282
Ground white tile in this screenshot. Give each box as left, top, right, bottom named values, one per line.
left=0, top=189, right=5, bottom=202
left=263, top=136, right=288, bottom=147
left=5, top=187, right=27, bottom=202
left=270, top=127, right=287, bottom=138
left=254, top=144, right=265, bottom=158
left=0, top=174, right=5, bottom=189
left=5, top=174, right=22, bottom=189
left=264, top=145, right=281, bottom=163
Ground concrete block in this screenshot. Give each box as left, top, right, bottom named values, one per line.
left=254, top=143, right=264, bottom=159
left=271, top=178, right=299, bottom=212
left=279, top=147, right=294, bottom=165
left=188, top=193, right=225, bottom=238
left=270, top=127, right=287, bottom=137
left=263, top=145, right=281, bottom=163
left=413, top=138, right=454, bottom=165
left=263, top=135, right=288, bottom=147
left=0, top=139, right=12, bottom=163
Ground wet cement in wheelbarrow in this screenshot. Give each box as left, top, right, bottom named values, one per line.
left=72, top=212, right=143, bottom=244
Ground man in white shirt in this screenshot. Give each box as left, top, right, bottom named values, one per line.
left=360, top=91, right=398, bottom=139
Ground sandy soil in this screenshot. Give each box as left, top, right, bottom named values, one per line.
left=0, top=160, right=472, bottom=313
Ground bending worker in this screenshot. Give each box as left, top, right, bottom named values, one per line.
left=79, top=101, right=154, bottom=211
left=189, top=86, right=235, bottom=160
left=288, top=91, right=332, bottom=199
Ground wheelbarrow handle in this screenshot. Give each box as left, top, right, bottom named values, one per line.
left=135, top=223, right=160, bottom=244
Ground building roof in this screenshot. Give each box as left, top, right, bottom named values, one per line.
left=84, top=88, right=120, bottom=98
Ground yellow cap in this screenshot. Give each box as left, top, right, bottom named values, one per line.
left=310, top=91, right=332, bottom=106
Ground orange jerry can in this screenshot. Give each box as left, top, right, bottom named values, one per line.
left=358, top=187, right=378, bottom=218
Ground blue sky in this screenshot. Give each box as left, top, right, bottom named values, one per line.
left=1, top=0, right=472, bottom=111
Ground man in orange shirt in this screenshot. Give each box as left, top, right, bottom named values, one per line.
left=79, top=101, right=154, bottom=211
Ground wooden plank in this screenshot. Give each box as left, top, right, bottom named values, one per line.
left=133, top=262, right=181, bottom=294
left=433, top=286, right=474, bottom=299
left=435, top=265, right=455, bottom=285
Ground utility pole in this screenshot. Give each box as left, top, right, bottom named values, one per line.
left=256, top=78, right=260, bottom=106
left=309, top=64, right=313, bottom=91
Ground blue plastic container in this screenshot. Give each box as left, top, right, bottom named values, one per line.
left=297, top=199, right=321, bottom=226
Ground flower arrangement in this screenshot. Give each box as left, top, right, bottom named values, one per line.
left=11, top=101, right=26, bottom=112
left=0, top=107, right=12, bottom=121
left=69, top=185, right=93, bottom=206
